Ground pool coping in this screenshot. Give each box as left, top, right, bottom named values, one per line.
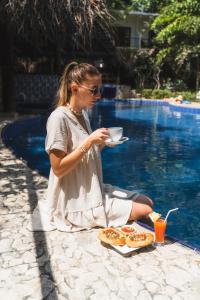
left=1, top=103, right=200, bottom=253
left=107, top=98, right=200, bottom=113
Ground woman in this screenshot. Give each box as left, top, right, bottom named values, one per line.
left=30, top=62, right=153, bottom=232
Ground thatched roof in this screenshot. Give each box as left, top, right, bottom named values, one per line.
left=0, top=0, right=114, bottom=48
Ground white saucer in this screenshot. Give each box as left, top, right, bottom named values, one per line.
left=105, top=137, right=129, bottom=146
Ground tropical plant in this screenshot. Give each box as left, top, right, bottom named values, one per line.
left=151, top=0, right=200, bottom=90
left=116, top=47, right=156, bottom=88
left=141, top=88, right=196, bottom=101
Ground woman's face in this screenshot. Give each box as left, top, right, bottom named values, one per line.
left=76, top=75, right=102, bottom=109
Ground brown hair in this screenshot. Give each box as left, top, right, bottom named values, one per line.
left=56, top=61, right=100, bottom=107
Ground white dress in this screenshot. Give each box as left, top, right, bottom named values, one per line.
left=29, top=106, right=139, bottom=232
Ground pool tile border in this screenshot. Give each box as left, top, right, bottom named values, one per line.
left=106, top=98, right=200, bottom=113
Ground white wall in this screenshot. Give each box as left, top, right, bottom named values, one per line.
left=116, top=13, right=154, bottom=48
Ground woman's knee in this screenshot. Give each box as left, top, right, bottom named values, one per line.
left=133, top=194, right=154, bottom=208
left=128, top=201, right=153, bottom=221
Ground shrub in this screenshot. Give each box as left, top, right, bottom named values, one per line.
left=140, top=89, right=196, bottom=101
left=181, top=91, right=196, bottom=101
left=151, top=89, right=172, bottom=99
left=162, top=79, right=187, bottom=92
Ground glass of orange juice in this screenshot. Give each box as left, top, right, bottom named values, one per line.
left=154, top=218, right=166, bottom=245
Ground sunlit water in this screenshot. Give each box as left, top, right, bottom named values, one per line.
left=3, top=100, right=200, bottom=248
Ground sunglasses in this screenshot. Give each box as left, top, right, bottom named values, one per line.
left=79, top=84, right=103, bottom=96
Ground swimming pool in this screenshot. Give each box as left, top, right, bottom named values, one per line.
left=2, top=99, right=200, bottom=249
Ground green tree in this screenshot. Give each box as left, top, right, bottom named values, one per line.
left=152, top=0, right=200, bottom=90
left=115, top=48, right=157, bottom=88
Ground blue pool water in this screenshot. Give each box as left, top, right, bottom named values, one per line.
left=3, top=100, right=200, bottom=249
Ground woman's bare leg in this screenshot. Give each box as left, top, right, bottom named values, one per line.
left=128, top=195, right=153, bottom=221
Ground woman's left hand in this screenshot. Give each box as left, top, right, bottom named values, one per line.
left=87, top=128, right=109, bottom=145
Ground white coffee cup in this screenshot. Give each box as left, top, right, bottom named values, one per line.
left=108, top=127, right=123, bottom=142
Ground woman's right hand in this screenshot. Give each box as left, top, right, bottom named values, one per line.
left=88, top=128, right=109, bottom=145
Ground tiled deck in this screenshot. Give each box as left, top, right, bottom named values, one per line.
left=1, top=116, right=200, bottom=300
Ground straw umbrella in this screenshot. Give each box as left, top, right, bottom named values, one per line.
left=0, top=0, right=113, bottom=111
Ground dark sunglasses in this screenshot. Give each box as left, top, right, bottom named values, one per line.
left=79, top=84, right=103, bottom=96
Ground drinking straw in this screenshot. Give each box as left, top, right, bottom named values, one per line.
left=164, top=208, right=179, bottom=223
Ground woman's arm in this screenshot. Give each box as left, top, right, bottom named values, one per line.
left=49, top=128, right=109, bottom=178
left=49, top=138, right=92, bottom=178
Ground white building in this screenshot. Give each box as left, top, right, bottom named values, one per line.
left=115, top=11, right=158, bottom=49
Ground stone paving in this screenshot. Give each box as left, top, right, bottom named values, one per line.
left=1, top=116, right=200, bottom=300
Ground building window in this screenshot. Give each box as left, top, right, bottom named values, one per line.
left=115, top=26, right=131, bottom=47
